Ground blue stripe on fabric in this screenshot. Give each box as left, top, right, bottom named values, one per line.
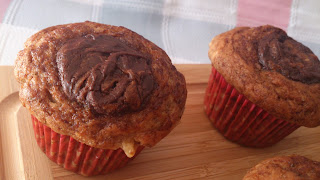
left=101, top=5, right=164, bottom=49
left=167, top=17, right=233, bottom=63
left=10, top=0, right=92, bottom=29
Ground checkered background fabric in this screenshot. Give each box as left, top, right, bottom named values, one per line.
left=0, top=0, right=319, bottom=65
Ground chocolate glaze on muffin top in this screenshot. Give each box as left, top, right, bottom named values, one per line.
left=209, top=25, right=320, bottom=127
left=57, top=34, right=154, bottom=115
left=232, top=26, right=320, bottom=84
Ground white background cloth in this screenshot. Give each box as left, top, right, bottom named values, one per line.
left=0, top=0, right=319, bottom=65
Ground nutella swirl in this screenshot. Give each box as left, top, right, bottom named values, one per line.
left=233, top=26, right=320, bottom=84
left=56, top=34, right=154, bottom=115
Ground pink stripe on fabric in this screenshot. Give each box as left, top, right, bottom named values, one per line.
left=237, top=0, right=292, bottom=30
left=0, top=0, right=11, bottom=22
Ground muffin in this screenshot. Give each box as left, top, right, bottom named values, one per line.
left=243, top=155, right=320, bottom=180
left=204, top=25, right=320, bottom=147
left=14, top=21, right=187, bottom=176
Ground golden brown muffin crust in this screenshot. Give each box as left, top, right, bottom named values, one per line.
left=243, top=155, right=320, bottom=180
left=14, top=21, right=187, bottom=157
left=209, top=25, right=320, bottom=127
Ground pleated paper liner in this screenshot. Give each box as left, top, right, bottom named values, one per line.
left=31, top=115, right=144, bottom=176
left=204, top=67, right=300, bottom=147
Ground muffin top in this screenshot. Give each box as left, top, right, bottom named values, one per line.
left=209, top=25, right=320, bottom=127
left=14, top=21, right=187, bottom=157
left=243, top=155, right=320, bottom=180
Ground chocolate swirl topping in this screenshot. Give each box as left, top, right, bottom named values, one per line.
left=233, top=26, right=320, bottom=84
left=56, top=34, right=154, bottom=115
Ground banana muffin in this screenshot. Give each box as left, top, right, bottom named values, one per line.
left=243, top=155, right=320, bottom=180
left=204, top=25, right=320, bottom=147
left=14, top=21, right=187, bottom=176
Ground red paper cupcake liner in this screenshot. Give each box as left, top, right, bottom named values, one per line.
left=31, top=115, right=144, bottom=176
left=204, top=67, right=300, bottom=147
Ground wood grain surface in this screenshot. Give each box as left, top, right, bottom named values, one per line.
left=1, top=65, right=320, bottom=180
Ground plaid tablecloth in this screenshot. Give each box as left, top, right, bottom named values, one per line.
left=0, top=0, right=319, bottom=65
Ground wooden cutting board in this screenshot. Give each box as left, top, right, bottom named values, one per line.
left=1, top=65, right=320, bottom=180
